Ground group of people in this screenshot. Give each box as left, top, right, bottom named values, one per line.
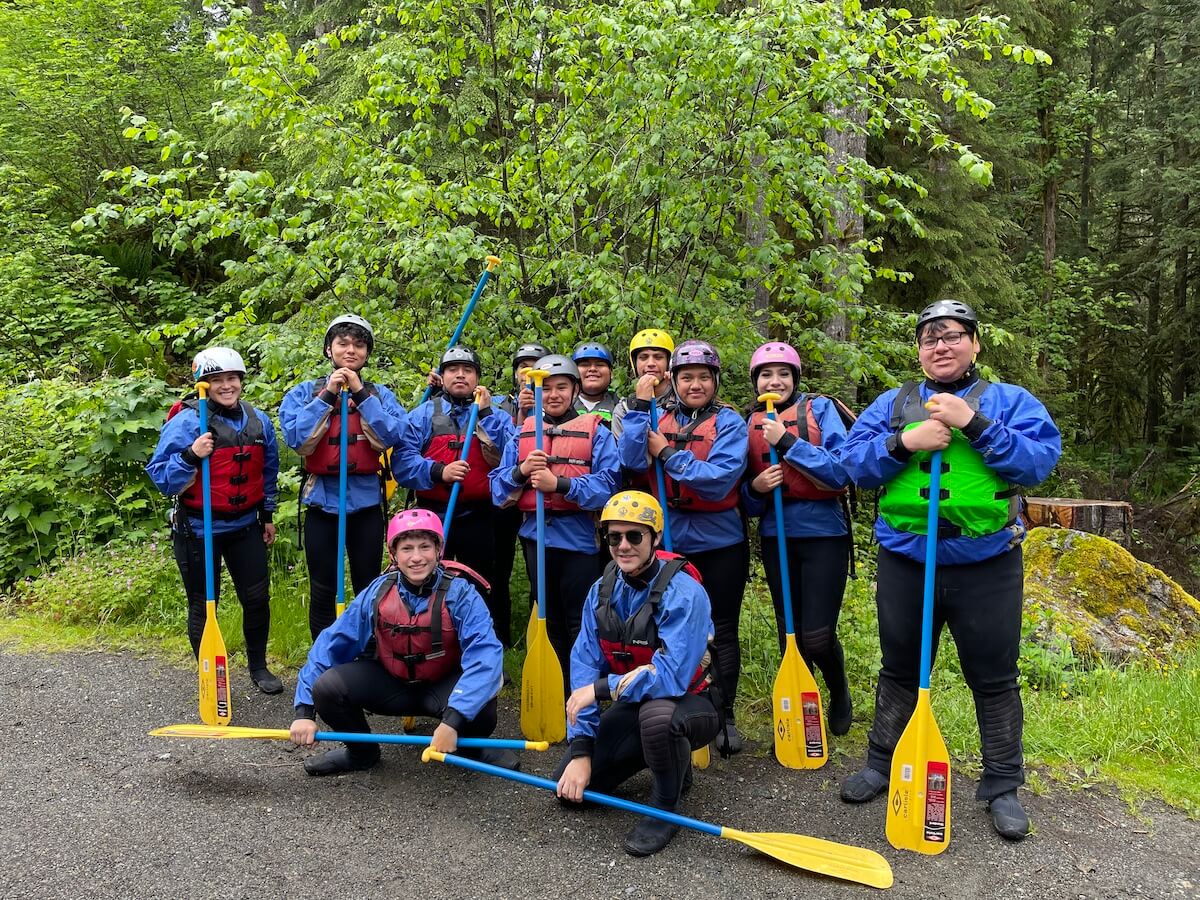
left=146, top=299, right=1061, bottom=855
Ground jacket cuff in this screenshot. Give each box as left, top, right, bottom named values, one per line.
left=776, top=432, right=798, bottom=454
left=555, top=476, right=571, bottom=495
left=431, top=462, right=446, bottom=483
left=442, top=707, right=469, bottom=732
left=631, top=398, right=651, bottom=412
left=319, top=389, right=338, bottom=406
left=594, top=677, right=611, bottom=702
left=351, top=387, right=371, bottom=407
left=258, top=509, right=274, bottom=525
left=962, top=412, right=992, bottom=443
left=181, top=448, right=201, bottom=468
left=657, top=446, right=678, bottom=463
left=478, top=406, right=493, bottom=420
left=886, top=433, right=914, bottom=462
left=512, top=465, right=528, bottom=483
left=569, top=736, right=595, bottom=759
left=295, top=703, right=316, bottom=720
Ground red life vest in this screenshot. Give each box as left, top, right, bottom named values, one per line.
left=652, top=407, right=739, bottom=512
left=516, top=413, right=600, bottom=513
left=373, top=572, right=462, bottom=683
left=303, top=378, right=383, bottom=476
left=177, top=400, right=267, bottom=515
left=594, top=556, right=711, bottom=695
left=416, top=397, right=497, bottom=504
left=747, top=396, right=846, bottom=501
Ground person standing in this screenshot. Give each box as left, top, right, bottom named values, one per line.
left=571, top=342, right=620, bottom=427
left=611, top=329, right=675, bottom=438
left=837, top=300, right=1061, bottom=841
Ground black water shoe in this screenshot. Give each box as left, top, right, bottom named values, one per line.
left=459, top=747, right=521, bottom=771
left=250, top=668, right=284, bottom=694
left=988, top=791, right=1030, bottom=840
left=302, top=747, right=379, bottom=776
left=624, top=816, right=680, bottom=856
left=714, top=721, right=743, bottom=755
left=840, top=767, right=889, bottom=803
left=828, top=689, right=853, bottom=736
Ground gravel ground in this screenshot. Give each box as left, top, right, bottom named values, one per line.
left=1, top=649, right=1196, bottom=899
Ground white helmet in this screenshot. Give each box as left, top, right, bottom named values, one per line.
left=192, top=347, right=247, bottom=382
left=324, top=314, right=375, bottom=352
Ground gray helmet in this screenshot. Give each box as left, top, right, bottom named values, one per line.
left=513, top=343, right=551, bottom=369
left=439, top=345, right=482, bottom=375
left=916, top=300, right=978, bottom=337
left=534, top=354, right=580, bottom=384
left=325, top=314, right=375, bottom=352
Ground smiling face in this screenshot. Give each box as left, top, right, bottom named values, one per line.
left=917, top=318, right=980, bottom=383
left=634, top=348, right=671, bottom=385
left=673, top=365, right=716, bottom=409
left=327, top=334, right=370, bottom=371
left=204, top=371, right=244, bottom=409
left=441, top=362, right=479, bottom=400
left=390, top=533, right=440, bottom=583
left=540, top=375, right=578, bottom=415
left=577, top=358, right=612, bottom=396
left=754, top=364, right=795, bottom=400
left=605, top=524, right=658, bottom=574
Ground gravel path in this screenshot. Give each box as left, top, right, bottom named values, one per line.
left=1, top=649, right=1196, bottom=899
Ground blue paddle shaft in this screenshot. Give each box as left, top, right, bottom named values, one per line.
left=418, top=266, right=496, bottom=404
left=534, top=382, right=547, bottom=619
left=765, top=408, right=796, bottom=636
left=442, top=400, right=481, bottom=546
left=316, top=731, right=531, bottom=750
left=336, top=389, right=349, bottom=611
left=919, top=450, right=943, bottom=690
left=650, top=397, right=674, bottom=552
left=198, top=394, right=215, bottom=603
left=432, top=749, right=722, bottom=837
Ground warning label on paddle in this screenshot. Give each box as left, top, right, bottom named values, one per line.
left=923, top=761, right=949, bottom=843
left=801, top=691, right=823, bottom=757
left=216, top=655, right=230, bottom=719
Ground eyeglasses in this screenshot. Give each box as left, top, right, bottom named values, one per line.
left=602, top=529, right=647, bottom=547
left=918, top=330, right=970, bottom=350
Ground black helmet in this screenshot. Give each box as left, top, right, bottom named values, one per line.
left=513, top=343, right=551, bottom=369
left=916, top=299, right=978, bottom=337
left=439, top=345, right=482, bottom=375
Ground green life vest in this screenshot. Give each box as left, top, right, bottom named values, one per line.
left=878, top=380, right=1020, bottom=539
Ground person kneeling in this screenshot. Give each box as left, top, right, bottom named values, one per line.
left=289, top=509, right=516, bottom=774
left=555, top=491, right=720, bottom=857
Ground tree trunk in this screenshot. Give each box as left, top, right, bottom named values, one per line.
left=1039, top=97, right=1057, bottom=308
left=1023, top=498, right=1134, bottom=546
left=1079, top=26, right=1098, bottom=250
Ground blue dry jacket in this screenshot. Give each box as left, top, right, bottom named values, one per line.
left=840, top=376, right=1062, bottom=565
left=293, top=567, right=504, bottom=726
left=146, top=403, right=279, bottom=535
left=488, top=411, right=620, bottom=553
left=567, top=559, right=714, bottom=749
left=619, top=403, right=748, bottom=553
left=278, top=377, right=406, bottom=514
left=391, top=395, right=516, bottom=492
left=740, top=394, right=850, bottom=540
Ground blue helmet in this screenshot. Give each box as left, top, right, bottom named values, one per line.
left=571, top=342, right=613, bottom=366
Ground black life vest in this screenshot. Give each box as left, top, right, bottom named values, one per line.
left=372, top=571, right=462, bottom=683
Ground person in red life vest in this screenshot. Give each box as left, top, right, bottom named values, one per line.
left=611, top=329, right=675, bottom=438
left=618, top=339, right=749, bottom=752
left=741, top=341, right=854, bottom=735
left=555, top=491, right=720, bottom=857
left=495, top=342, right=550, bottom=424
left=392, top=345, right=516, bottom=643
left=288, top=508, right=517, bottom=775
left=146, top=347, right=283, bottom=694
left=489, top=354, right=620, bottom=687
left=571, top=342, right=619, bottom=427
left=279, top=314, right=407, bottom=640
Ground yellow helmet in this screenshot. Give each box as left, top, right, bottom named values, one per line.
left=600, top=491, right=664, bottom=534
left=628, top=329, right=675, bottom=370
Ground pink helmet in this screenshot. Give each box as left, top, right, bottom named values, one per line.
left=386, top=509, right=445, bottom=550
left=750, top=341, right=802, bottom=384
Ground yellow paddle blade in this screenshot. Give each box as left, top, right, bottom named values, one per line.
left=721, top=827, right=893, bottom=890
left=692, top=744, right=710, bottom=769
left=772, top=636, right=827, bottom=769
left=525, top=606, right=537, bottom=649
left=197, top=601, right=232, bottom=727
left=886, top=689, right=951, bottom=854
left=520, top=617, right=565, bottom=743
left=402, top=717, right=417, bottom=730
left=151, top=724, right=289, bottom=740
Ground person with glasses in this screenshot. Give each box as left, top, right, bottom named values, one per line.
left=837, top=299, right=1061, bottom=841
left=554, top=491, right=720, bottom=857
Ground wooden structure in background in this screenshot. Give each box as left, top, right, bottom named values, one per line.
left=1023, top=497, right=1133, bottom=546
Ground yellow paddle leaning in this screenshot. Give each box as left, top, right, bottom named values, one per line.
left=759, top=393, right=827, bottom=768
left=520, top=369, right=566, bottom=743
left=194, top=381, right=232, bottom=727
left=150, top=724, right=549, bottom=751
left=886, top=448, right=951, bottom=853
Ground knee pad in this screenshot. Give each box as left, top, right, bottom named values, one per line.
left=871, top=678, right=917, bottom=749
left=975, top=689, right=1023, bottom=763
left=800, top=625, right=834, bottom=660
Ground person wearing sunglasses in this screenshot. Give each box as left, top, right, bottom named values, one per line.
left=837, top=299, right=1061, bottom=841
left=555, top=491, right=720, bottom=857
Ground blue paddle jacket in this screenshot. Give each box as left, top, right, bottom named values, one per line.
left=146, top=402, right=279, bottom=535
left=278, top=377, right=406, bottom=514
left=391, top=394, right=516, bottom=492
left=840, top=374, right=1062, bottom=565
left=619, top=402, right=748, bottom=553
left=488, top=409, right=620, bottom=553
left=293, top=566, right=504, bottom=728
left=566, top=558, right=714, bottom=754
left=740, top=394, right=850, bottom=539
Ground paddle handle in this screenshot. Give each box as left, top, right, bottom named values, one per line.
left=195, top=383, right=216, bottom=603
left=318, top=731, right=546, bottom=750
left=419, top=256, right=502, bottom=404
left=335, top=389, right=349, bottom=617
left=423, top=748, right=722, bottom=837
left=919, top=450, right=943, bottom=690
left=441, top=398, right=481, bottom=546
left=649, top=397, right=674, bottom=552
left=763, top=403, right=797, bottom=637
left=533, top=377, right=547, bottom=620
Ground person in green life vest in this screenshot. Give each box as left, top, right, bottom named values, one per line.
left=837, top=300, right=1062, bottom=841
left=571, top=342, right=619, bottom=428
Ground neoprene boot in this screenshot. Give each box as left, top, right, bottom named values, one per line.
left=988, top=790, right=1030, bottom=840
left=303, top=746, right=380, bottom=776
left=839, top=766, right=889, bottom=803
left=250, top=667, right=284, bottom=694
left=714, top=719, right=743, bottom=755
left=458, top=746, right=521, bottom=771
left=624, top=816, right=681, bottom=857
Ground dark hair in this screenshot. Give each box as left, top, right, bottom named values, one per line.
left=326, top=323, right=373, bottom=351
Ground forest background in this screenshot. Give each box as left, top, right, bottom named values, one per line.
left=0, top=0, right=1196, bottom=812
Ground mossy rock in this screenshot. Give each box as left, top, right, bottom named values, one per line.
left=1023, top=527, right=1200, bottom=665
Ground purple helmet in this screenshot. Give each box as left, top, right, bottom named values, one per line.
left=670, top=339, right=721, bottom=373
left=749, top=342, right=802, bottom=385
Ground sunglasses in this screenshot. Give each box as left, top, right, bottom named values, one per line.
left=602, top=529, right=648, bottom=547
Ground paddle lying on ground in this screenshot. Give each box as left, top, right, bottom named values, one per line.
left=195, top=381, right=232, bottom=727
left=421, top=748, right=892, bottom=889
left=441, top=389, right=481, bottom=546
left=520, top=368, right=566, bottom=743
left=759, top=392, right=827, bottom=769
left=886, top=448, right=951, bottom=854
left=419, top=256, right=503, bottom=404
left=150, top=724, right=548, bottom=750
left=651, top=394, right=708, bottom=770
left=335, top=387, right=349, bottom=617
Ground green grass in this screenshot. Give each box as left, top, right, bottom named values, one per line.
left=3, top=531, right=1197, bottom=817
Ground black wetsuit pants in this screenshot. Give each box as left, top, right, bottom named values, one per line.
left=685, top=542, right=750, bottom=718
left=304, top=506, right=385, bottom=639
left=520, top=539, right=606, bottom=690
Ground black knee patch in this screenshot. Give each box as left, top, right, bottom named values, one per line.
left=975, top=689, right=1024, bottom=765
left=871, top=678, right=917, bottom=749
